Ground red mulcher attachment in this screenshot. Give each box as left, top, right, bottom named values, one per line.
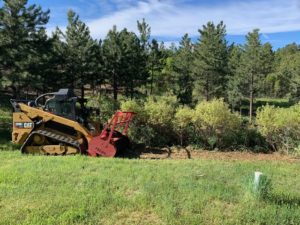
left=88, top=111, right=135, bottom=157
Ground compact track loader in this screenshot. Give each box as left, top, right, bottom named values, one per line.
left=11, top=89, right=134, bottom=157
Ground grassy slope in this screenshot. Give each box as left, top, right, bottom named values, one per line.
left=0, top=152, right=299, bottom=225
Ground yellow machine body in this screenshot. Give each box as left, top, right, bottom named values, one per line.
left=12, top=103, right=94, bottom=155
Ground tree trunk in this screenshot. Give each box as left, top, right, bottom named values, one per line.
left=81, top=84, right=84, bottom=100
left=130, top=79, right=134, bottom=100
left=150, top=62, right=154, bottom=95
left=239, top=100, right=242, bottom=116
left=249, top=74, right=254, bottom=123
left=205, top=76, right=209, bottom=101
left=113, top=70, right=118, bottom=101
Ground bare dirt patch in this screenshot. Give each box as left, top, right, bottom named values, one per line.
left=138, top=147, right=299, bottom=162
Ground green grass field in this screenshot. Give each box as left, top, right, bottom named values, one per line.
left=0, top=151, right=299, bottom=225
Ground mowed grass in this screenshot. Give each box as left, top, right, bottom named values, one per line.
left=0, top=151, right=299, bottom=225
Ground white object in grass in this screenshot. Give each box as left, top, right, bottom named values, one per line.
left=254, top=171, right=263, bottom=191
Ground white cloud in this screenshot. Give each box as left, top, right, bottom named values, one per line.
left=54, top=0, right=300, bottom=40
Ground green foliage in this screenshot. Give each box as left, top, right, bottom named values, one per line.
left=144, top=95, right=177, bottom=126
left=98, top=96, right=119, bottom=122
left=193, top=99, right=241, bottom=149
left=268, top=48, right=300, bottom=100
left=102, top=26, right=148, bottom=100
left=120, top=96, right=178, bottom=146
left=172, top=34, right=194, bottom=105
left=0, top=0, right=50, bottom=96
left=120, top=97, right=271, bottom=151
left=227, top=45, right=243, bottom=107
left=228, top=29, right=274, bottom=122
left=143, top=96, right=177, bottom=146
left=0, top=108, right=10, bottom=121
left=56, top=10, right=101, bottom=98
left=236, top=127, right=268, bottom=152
left=173, top=106, right=194, bottom=146
left=193, top=21, right=228, bottom=101
left=120, top=99, right=154, bottom=145
left=256, top=103, right=300, bottom=153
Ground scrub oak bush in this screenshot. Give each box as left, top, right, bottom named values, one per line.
left=192, top=99, right=242, bottom=149
left=256, top=103, right=300, bottom=153
left=173, top=106, right=194, bottom=146
left=121, top=96, right=178, bottom=146
left=121, top=98, right=246, bottom=149
left=94, top=96, right=299, bottom=152
left=144, top=96, right=178, bottom=146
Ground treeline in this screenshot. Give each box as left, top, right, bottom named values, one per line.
left=1, top=0, right=300, bottom=117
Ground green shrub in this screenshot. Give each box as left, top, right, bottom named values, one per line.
left=0, top=109, right=11, bottom=123
left=193, top=99, right=241, bottom=149
left=98, top=96, right=120, bottom=122
left=173, top=106, right=194, bottom=146
left=236, top=127, right=268, bottom=152
left=120, top=99, right=146, bottom=121
left=143, top=96, right=178, bottom=146
left=144, top=96, right=177, bottom=126
left=120, top=96, right=178, bottom=146
left=120, top=99, right=153, bottom=145
left=256, top=103, right=300, bottom=153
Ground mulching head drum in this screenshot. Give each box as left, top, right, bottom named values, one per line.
left=87, top=111, right=134, bottom=157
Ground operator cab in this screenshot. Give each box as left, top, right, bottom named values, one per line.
left=42, top=89, right=77, bottom=121
left=34, top=89, right=87, bottom=122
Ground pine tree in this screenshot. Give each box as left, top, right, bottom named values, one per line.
left=227, top=44, right=243, bottom=110
left=137, top=18, right=151, bottom=51
left=149, top=39, right=160, bottom=95
left=193, top=21, right=228, bottom=101
left=259, top=42, right=274, bottom=97
left=61, top=10, right=100, bottom=99
left=102, top=26, right=148, bottom=101
left=172, top=34, right=194, bottom=105
left=235, top=29, right=273, bottom=122
left=102, top=26, right=121, bottom=101
left=0, top=0, right=49, bottom=97
left=266, top=44, right=299, bottom=98
left=118, top=29, right=147, bottom=98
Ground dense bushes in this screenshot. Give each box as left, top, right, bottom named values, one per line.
left=256, top=103, right=300, bottom=153
left=120, top=98, right=251, bottom=150
left=94, top=96, right=299, bottom=153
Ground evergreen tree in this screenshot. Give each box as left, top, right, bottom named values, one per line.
left=172, top=34, right=194, bottom=105
left=118, top=29, right=147, bottom=98
left=266, top=44, right=299, bottom=98
left=259, top=42, right=274, bottom=97
left=147, top=40, right=171, bottom=96
left=102, top=26, right=147, bottom=101
left=227, top=45, right=243, bottom=109
left=149, top=39, right=160, bottom=95
left=193, top=21, right=228, bottom=101
left=62, top=10, right=100, bottom=99
left=235, top=29, right=272, bottom=122
left=137, top=18, right=151, bottom=51
left=102, top=26, right=121, bottom=101
left=0, top=0, right=49, bottom=97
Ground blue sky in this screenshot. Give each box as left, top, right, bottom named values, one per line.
left=20, top=0, right=300, bottom=48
